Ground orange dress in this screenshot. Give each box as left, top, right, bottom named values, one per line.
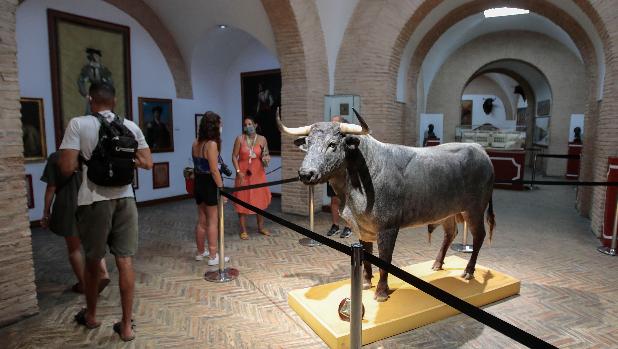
left=233, top=135, right=272, bottom=214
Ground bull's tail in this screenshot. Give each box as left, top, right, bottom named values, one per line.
left=486, top=196, right=496, bottom=243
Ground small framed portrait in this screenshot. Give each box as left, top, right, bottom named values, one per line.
left=339, top=103, right=349, bottom=116
left=20, top=98, right=47, bottom=162
left=152, top=162, right=170, bottom=189
left=132, top=168, right=139, bottom=190
left=139, top=97, right=174, bottom=153
left=537, top=100, right=551, bottom=116
left=25, top=175, right=34, bottom=209
left=195, top=113, right=204, bottom=138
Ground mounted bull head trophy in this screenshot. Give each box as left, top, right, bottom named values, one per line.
left=483, top=98, right=495, bottom=115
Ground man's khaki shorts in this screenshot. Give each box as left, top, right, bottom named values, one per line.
left=76, top=198, right=138, bottom=260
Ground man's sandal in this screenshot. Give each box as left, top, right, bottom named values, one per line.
left=74, top=308, right=101, bottom=329
left=113, top=321, right=136, bottom=342
left=240, top=231, right=249, bottom=240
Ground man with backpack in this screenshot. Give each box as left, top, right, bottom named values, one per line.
left=59, top=82, right=153, bottom=342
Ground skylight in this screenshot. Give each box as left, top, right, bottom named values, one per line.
left=484, top=7, right=529, bottom=18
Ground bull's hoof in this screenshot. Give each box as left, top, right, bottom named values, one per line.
left=362, top=281, right=372, bottom=290
left=461, top=271, right=474, bottom=280
left=431, top=261, right=443, bottom=271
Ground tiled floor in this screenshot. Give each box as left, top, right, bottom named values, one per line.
left=1, top=181, right=617, bottom=348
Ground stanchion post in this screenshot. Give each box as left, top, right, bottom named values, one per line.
left=205, top=189, right=240, bottom=282
left=451, top=221, right=473, bottom=253
left=597, top=197, right=618, bottom=256
left=299, top=185, right=321, bottom=247
left=531, top=151, right=538, bottom=190
left=350, top=243, right=363, bottom=349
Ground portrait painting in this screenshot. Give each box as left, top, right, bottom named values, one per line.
left=152, top=162, right=170, bottom=189
left=339, top=103, right=350, bottom=116
left=20, top=98, right=47, bottom=162
left=139, top=97, right=174, bottom=153
left=537, top=100, right=551, bottom=116
left=534, top=116, right=550, bottom=146
left=48, top=9, right=132, bottom=148
left=26, top=175, right=34, bottom=209
left=195, top=113, right=204, bottom=138
left=461, top=100, right=473, bottom=125
left=241, top=69, right=282, bottom=155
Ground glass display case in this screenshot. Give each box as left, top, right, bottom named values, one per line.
left=456, top=125, right=527, bottom=150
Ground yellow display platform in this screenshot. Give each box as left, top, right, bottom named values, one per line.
left=288, top=255, right=520, bottom=348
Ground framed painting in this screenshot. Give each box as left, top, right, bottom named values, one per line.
left=461, top=100, right=473, bottom=126
left=47, top=9, right=132, bottom=148
left=534, top=116, right=550, bottom=147
left=241, top=69, right=282, bottom=155
left=26, top=175, right=34, bottom=209
left=152, top=162, right=170, bottom=189
left=20, top=98, right=47, bottom=162
left=132, top=168, right=139, bottom=190
left=139, top=97, right=174, bottom=153
left=195, top=113, right=204, bottom=138
left=537, top=100, right=551, bottom=116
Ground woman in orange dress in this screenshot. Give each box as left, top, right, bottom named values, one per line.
left=232, top=116, right=272, bottom=240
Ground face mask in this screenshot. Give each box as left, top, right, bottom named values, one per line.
left=219, top=126, right=223, bottom=134
left=244, top=126, right=255, bottom=134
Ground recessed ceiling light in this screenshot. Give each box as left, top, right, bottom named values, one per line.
left=484, top=7, right=529, bottom=18
left=218, top=24, right=227, bottom=29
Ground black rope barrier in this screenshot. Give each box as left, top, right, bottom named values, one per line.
left=220, top=189, right=557, bottom=349
left=495, top=179, right=618, bottom=186
left=535, top=154, right=580, bottom=159
left=224, top=177, right=300, bottom=193
left=265, top=166, right=282, bottom=175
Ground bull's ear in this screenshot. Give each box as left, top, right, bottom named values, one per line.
left=344, top=136, right=360, bottom=150
left=294, top=137, right=307, bottom=152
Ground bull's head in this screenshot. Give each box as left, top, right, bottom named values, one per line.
left=277, top=108, right=370, bottom=184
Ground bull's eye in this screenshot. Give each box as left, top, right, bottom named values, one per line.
left=328, top=142, right=337, bottom=150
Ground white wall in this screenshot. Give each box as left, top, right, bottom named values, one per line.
left=17, top=0, right=200, bottom=222
left=316, top=0, right=359, bottom=94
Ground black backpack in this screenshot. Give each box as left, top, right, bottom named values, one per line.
left=85, top=113, right=138, bottom=186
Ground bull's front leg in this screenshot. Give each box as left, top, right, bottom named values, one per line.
left=360, top=240, right=373, bottom=289
left=375, top=228, right=399, bottom=302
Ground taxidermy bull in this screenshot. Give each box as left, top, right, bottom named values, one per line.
left=277, top=109, right=495, bottom=302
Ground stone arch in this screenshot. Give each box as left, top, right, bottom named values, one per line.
left=261, top=0, right=329, bottom=214
left=425, top=31, right=585, bottom=175
left=101, top=0, right=192, bottom=99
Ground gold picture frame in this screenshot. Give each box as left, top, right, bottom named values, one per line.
left=20, top=98, right=47, bottom=162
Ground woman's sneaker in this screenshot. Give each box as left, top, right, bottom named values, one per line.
left=326, top=224, right=340, bottom=237
left=339, top=227, right=352, bottom=238
left=207, top=253, right=231, bottom=266
left=195, top=251, right=209, bottom=261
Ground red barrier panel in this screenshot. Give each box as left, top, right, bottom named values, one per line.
left=566, top=143, right=582, bottom=179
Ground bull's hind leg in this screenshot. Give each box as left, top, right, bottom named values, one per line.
left=432, top=216, right=458, bottom=271
left=375, top=228, right=399, bottom=302
left=360, top=240, right=373, bottom=289
left=462, top=213, right=486, bottom=280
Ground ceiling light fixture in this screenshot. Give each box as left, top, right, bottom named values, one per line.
left=484, top=7, right=529, bottom=18
left=218, top=24, right=228, bottom=29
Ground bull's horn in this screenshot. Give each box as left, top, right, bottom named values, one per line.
left=340, top=108, right=370, bottom=135
left=276, top=107, right=311, bottom=136
left=352, top=108, right=371, bottom=134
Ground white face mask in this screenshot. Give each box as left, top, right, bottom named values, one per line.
left=219, top=126, right=223, bottom=134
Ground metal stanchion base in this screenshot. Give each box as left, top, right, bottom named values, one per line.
left=204, top=268, right=239, bottom=282
left=299, top=237, right=321, bottom=247
left=451, top=243, right=474, bottom=253
left=597, top=246, right=617, bottom=256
